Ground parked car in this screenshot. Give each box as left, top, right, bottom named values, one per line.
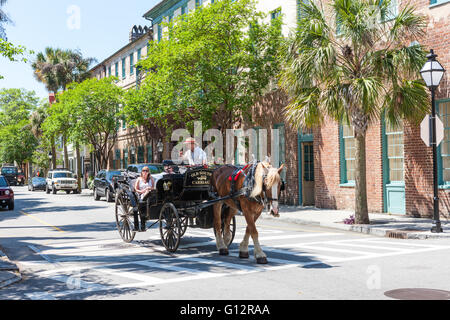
left=1, top=166, right=19, bottom=186
left=0, top=175, right=14, bottom=210
left=93, top=169, right=124, bottom=202
left=28, top=176, right=47, bottom=192
left=46, top=169, right=79, bottom=194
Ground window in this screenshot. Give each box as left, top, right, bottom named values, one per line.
left=430, top=0, right=450, bottom=5
left=138, top=146, right=145, bottom=164
left=157, top=24, right=162, bottom=42
left=137, top=48, right=142, bottom=61
left=115, top=62, right=119, bottom=78
left=181, top=4, right=188, bottom=16
left=123, top=149, right=128, bottom=168
left=130, top=53, right=134, bottom=75
left=147, top=144, right=153, bottom=163
left=274, top=123, right=286, bottom=180
left=122, top=58, right=126, bottom=79
left=304, top=144, right=314, bottom=181
left=340, top=123, right=356, bottom=183
left=196, top=0, right=203, bottom=8
left=115, top=150, right=121, bottom=169
left=385, top=120, right=404, bottom=182
left=108, top=66, right=111, bottom=77
left=271, top=7, right=281, bottom=20
left=438, top=100, right=450, bottom=185
left=381, top=0, right=398, bottom=21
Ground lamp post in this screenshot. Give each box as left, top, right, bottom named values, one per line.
left=157, top=139, right=164, bottom=163
left=420, top=49, right=446, bottom=233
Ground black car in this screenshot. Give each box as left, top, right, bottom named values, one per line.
left=1, top=166, right=19, bottom=186
left=28, top=177, right=47, bottom=192
left=93, top=170, right=124, bottom=202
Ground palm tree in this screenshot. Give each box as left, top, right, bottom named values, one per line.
left=279, top=0, right=429, bottom=224
left=32, top=48, right=96, bottom=172
left=0, top=0, right=11, bottom=40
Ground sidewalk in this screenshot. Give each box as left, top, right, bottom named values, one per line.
left=260, top=206, right=450, bottom=240
left=0, top=247, right=21, bottom=289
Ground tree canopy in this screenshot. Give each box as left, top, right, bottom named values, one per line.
left=126, top=0, right=284, bottom=135
left=43, top=77, right=124, bottom=170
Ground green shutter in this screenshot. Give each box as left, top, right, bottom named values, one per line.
left=122, top=58, right=126, bottom=79
left=130, top=54, right=134, bottom=75
left=147, top=144, right=153, bottom=163
left=430, top=0, right=437, bottom=4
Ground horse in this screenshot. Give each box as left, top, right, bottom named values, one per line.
left=210, top=161, right=285, bottom=264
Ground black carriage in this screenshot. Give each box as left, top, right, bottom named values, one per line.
left=114, top=164, right=237, bottom=253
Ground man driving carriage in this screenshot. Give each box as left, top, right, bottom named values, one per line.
left=182, top=137, right=207, bottom=166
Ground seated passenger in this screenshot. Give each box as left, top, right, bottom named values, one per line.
left=134, top=166, right=155, bottom=201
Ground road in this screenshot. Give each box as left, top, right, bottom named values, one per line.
left=1, top=186, right=450, bottom=300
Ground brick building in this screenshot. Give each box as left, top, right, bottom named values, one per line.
left=311, top=0, right=450, bottom=218
left=90, top=26, right=161, bottom=172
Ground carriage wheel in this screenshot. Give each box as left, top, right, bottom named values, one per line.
left=115, top=190, right=136, bottom=243
left=159, top=203, right=182, bottom=253
left=179, top=216, right=189, bottom=237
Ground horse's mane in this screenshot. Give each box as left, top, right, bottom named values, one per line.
left=250, top=162, right=281, bottom=198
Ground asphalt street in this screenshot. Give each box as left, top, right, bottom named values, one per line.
left=1, top=186, right=450, bottom=300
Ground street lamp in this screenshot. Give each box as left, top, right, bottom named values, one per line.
left=157, top=139, right=164, bottom=163
left=420, top=49, right=446, bottom=233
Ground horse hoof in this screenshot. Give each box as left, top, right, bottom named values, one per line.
left=256, top=257, right=268, bottom=264
left=239, top=251, right=249, bottom=259
left=219, top=248, right=229, bottom=256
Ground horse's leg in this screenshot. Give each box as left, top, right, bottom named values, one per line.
left=245, top=209, right=267, bottom=264
left=223, top=206, right=237, bottom=247
left=213, top=202, right=228, bottom=255
left=239, top=225, right=250, bottom=259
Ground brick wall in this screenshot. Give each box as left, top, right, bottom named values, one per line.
left=404, top=0, right=450, bottom=218
left=248, top=89, right=300, bottom=205
left=314, top=117, right=384, bottom=213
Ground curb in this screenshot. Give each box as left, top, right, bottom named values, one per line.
left=0, top=249, right=22, bottom=289
left=259, top=214, right=450, bottom=240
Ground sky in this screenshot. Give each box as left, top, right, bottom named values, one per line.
left=0, top=0, right=159, bottom=101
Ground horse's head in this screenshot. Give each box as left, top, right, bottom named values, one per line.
left=250, top=161, right=285, bottom=217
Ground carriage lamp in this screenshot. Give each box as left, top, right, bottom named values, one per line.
left=420, top=49, right=446, bottom=233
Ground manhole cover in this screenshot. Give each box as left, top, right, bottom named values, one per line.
left=385, top=288, right=450, bottom=300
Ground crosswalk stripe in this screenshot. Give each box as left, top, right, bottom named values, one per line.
left=134, top=260, right=204, bottom=274
left=326, top=242, right=410, bottom=252
left=177, top=256, right=258, bottom=271
left=179, top=232, right=344, bottom=249
left=285, top=244, right=376, bottom=256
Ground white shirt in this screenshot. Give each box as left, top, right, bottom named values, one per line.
left=183, top=147, right=207, bottom=165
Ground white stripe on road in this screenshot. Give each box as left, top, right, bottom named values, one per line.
left=179, top=232, right=344, bottom=249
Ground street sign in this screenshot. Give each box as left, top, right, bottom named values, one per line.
left=421, top=115, right=444, bottom=147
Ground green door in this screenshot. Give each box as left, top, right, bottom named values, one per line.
left=383, top=119, right=405, bottom=214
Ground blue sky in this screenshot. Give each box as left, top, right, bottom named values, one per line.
left=0, top=0, right=159, bottom=101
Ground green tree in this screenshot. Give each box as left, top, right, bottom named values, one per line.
left=128, top=0, right=283, bottom=134
left=279, top=0, right=429, bottom=224
left=0, top=89, right=39, bottom=166
left=43, top=77, right=123, bottom=171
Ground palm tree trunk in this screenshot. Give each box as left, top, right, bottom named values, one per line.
left=354, top=133, right=370, bottom=224
left=76, top=142, right=82, bottom=193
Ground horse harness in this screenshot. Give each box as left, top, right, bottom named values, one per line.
left=227, top=161, right=278, bottom=211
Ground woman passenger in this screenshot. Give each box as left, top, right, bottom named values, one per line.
left=135, top=166, right=155, bottom=201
